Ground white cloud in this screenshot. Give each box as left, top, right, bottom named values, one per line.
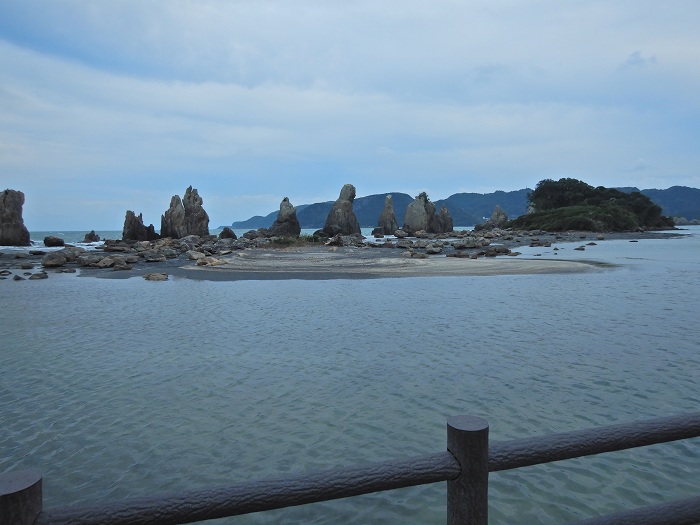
left=0, top=1, right=699, bottom=229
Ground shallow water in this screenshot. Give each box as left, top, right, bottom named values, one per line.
left=1, top=227, right=699, bottom=524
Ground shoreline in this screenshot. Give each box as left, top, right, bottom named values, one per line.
left=0, top=229, right=682, bottom=282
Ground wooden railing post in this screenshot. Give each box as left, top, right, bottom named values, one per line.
left=447, top=415, right=489, bottom=525
left=0, top=469, right=43, bottom=525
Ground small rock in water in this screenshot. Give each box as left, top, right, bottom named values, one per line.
left=144, top=272, right=168, bottom=281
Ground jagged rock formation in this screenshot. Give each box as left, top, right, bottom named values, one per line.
left=0, top=189, right=31, bottom=246
left=322, top=184, right=361, bottom=236
left=122, top=210, right=159, bottom=241
left=431, top=205, right=454, bottom=234
left=377, top=195, right=399, bottom=235
left=403, top=193, right=454, bottom=234
left=183, top=186, right=210, bottom=237
left=475, top=205, right=509, bottom=231
left=160, top=195, right=187, bottom=239
left=268, top=197, right=301, bottom=237
left=84, top=230, right=100, bottom=243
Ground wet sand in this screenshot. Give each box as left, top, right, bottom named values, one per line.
left=172, top=246, right=607, bottom=281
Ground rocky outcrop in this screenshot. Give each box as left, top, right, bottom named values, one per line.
left=430, top=205, right=454, bottom=234
left=323, top=184, right=361, bottom=236
left=403, top=193, right=453, bottom=235
left=268, top=197, right=301, bottom=237
left=377, top=195, right=399, bottom=235
left=0, top=189, right=31, bottom=246
left=403, top=192, right=434, bottom=234
left=83, top=230, right=100, bottom=243
left=475, top=205, right=508, bottom=231
left=122, top=211, right=159, bottom=241
left=160, top=195, right=187, bottom=239
left=183, top=186, right=209, bottom=237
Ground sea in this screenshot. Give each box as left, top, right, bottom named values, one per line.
left=1, top=226, right=699, bottom=524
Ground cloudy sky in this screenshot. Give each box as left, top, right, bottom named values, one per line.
left=1, top=1, right=699, bottom=230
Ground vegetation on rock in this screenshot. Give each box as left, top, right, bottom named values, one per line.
left=508, top=178, right=674, bottom=232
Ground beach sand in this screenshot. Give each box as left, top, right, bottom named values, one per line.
left=171, top=246, right=607, bottom=281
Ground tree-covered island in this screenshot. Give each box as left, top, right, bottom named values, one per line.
left=507, top=178, right=675, bottom=232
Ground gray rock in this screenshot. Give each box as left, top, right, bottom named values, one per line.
left=160, top=195, right=187, bottom=239
left=143, top=251, right=166, bottom=263
left=323, top=184, right=361, bottom=236
left=28, top=272, right=49, bottom=280
left=0, top=189, right=31, bottom=246
left=219, top=227, right=237, bottom=240
left=59, top=247, right=86, bottom=263
left=83, top=230, right=101, bottom=243
left=475, top=205, right=508, bottom=231
left=268, top=197, right=301, bottom=237
left=94, top=257, right=115, bottom=268
left=186, top=250, right=206, bottom=260
left=122, top=210, right=159, bottom=241
left=183, top=186, right=210, bottom=237
left=143, top=272, right=168, bottom=281
left=77, top=254, right=104, bottom=267
left=377, top=195, right=399, bottom=235
left=430, top=205, right=454, bottom=234
left=41, top=253, right=67, bottom=267
left=403, top=192, right=434, bottom=234
left=44, top=236, right=65, bottom=247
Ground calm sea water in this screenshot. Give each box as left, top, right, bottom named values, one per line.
left=1, top=227, right=699, bottom=524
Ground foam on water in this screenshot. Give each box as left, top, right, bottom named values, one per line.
left=1, top=227, right=699, bottom=524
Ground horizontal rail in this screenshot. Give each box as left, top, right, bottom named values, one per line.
left=36, top=452, right=460, bottom=525
left=22, top=412, right=700, bottom=525
left=489, top=412, right=700, bottom=471
left=569, top=494, right=700, bottom=525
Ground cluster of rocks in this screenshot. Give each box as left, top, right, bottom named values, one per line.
left=123, top=186, right=211, bottom=242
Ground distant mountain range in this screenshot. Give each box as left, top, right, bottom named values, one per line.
left=228, top=186, right=700, bottom=230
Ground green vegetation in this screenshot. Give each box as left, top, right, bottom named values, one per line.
left=508, top=178, right=674, bottom=232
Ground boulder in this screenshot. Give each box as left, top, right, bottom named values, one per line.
left=160, top=195, right=187, bottom=239
left=122, top=211, right=159, bottom=241
left=268, top=197, right=301, bottom=237
left=323, top=184, right=361, bottom=236
left=0, top=189, right=31, bottom=246
left=41, top=253, right=67, bottom=267
left=183, top=186, right=210, bottom=237
left=83, top=230, right=101, bottom=243
left=219, top=227, right=237, bottom=240
left=377, top=195, right=399, bottom=235
left=43, top=236, right=65, bottom=247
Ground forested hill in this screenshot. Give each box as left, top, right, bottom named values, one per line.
left=228, top=186, right=699, bottom=229
left=622, top=186, right=700, bottom=221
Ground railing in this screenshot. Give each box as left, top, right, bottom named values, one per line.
left=2, top=413, right=700, bottom=525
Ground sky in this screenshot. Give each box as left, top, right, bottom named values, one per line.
left=1, top=1, right=699, bottom=230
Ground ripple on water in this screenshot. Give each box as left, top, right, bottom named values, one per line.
left=1, top=235, right=700, bottom=524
